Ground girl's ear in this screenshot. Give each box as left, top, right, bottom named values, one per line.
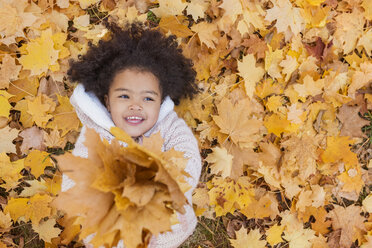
left=104, top=94, right=110, bottom=112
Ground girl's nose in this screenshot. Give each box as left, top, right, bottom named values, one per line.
left=129, top=103, right=142, bottom=110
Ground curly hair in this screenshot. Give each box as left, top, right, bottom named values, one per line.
left=67, top=22, right=198, bottom=105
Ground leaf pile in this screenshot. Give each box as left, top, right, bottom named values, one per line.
left=0, top=0, right=371, bottom=247
left=52, top=127, right=189, bottom=248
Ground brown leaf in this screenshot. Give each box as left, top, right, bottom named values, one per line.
left=158, top=16, right=193, bottom=38
left=102, top=0, right=117, bottom=10
left=19, top=126, right=46, bottom=154
left=328, top=205, right=366, bottom=248
left=336, top=104, right=370, bottom=138
left=37, top=77, right=66, bottom=102
left=304, top=37, right=325, bottom=61
left=242, top=35, right=268, bottom=60
left=0, top=54, right=21, bottom=89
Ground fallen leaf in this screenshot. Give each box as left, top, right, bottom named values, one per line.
left=266, top=224, right=284, bottom=246
left=205, top=146, right=233, bottom=179
left=0, top=54, right=21, bottom=89
left=24, top=150, right=53, bottom=178
left=0, top=126, right=18, bottom=154
left=229, top=228, right=266, bottom=248
left=237, top=54, right=265, bottom=99
left=18, top=29, right=59, bottom=76
left=32, top=218, right=61, bottom=243
left=19, top=126, right=46, bottom=154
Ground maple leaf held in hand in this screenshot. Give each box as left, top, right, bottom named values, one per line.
left=53, top=128, right=190, bottom=248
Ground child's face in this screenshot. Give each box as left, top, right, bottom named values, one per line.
left=105, top=68, right=161, bottom=138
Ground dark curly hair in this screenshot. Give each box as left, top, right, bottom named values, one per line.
left=67, top=22, right=198, bottom=105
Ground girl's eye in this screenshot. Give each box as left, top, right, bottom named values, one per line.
left=119, top=94, right=129, bottom=99
left=144, top=97, right=154, bottom=101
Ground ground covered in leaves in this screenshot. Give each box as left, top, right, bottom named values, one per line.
left=0, top=0, right=372, bottom=247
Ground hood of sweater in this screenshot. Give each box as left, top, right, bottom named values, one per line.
left=70, top=84, right=175, bottom=137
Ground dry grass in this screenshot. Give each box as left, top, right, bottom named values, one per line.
left=180, top=217, right=231, bottom=248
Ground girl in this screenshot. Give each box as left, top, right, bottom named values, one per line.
left=61, top=22, right=202, bottom=248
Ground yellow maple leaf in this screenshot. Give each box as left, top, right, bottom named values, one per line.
left=25, top=193, right=53, bottom=225
left=24, top=150, right=53, bottom=178
left=237, top=4, right=266, bottom=34
left=279, top=54, right=299, bottom=82
left=283, top=228, right=316, bottom=248
left=337, top=166, right=364, bottom=193
left=14, top=100, right=33, bottom=128
left=333, top=10, right=365, bottom=54
left=321, top=136, right=358, bottom=166
left=58, top=216, right=82, bottom=244
left=293, top=75, right=324, bottom=98
left=18, top=29, right=59, bottom=76
left=47, top=95, right=80, bottom=136
left=230, top=228, right=266, bottom=248
left=265, top=0, right=305, bottom=39
left=191, top=22, right=219, bottom=49
left=207, top=177, right=254, bottom=216
left=219, top=0, right=243, bottom=24
left=255, top=79, right=283, bottom=99
left=205, top=146, right=233, bottom=178
left=349, top=62, right=372, bottom=98
left=238, top=54, right=265, bottom=99
left=0, top=153, right=24, bottom=190
left=357, top=29, right=372, bottom=57
left=266, top=224, right=284, bottom=246
left=265, top=95, right=285, bottom=113
left=213, top=98, right=263, bottom=146
left=8, top=73, right=39, bottom=103
left=151, top=0, right=188, bottom=18
left=264, top=113, right=299, bottom=136
left=77, top=0, right=100, bottom=9
left=265, top=46, right=284, bottom=79
left=32, top=218, right=61, bottom=243
left=4, top=197, right=29, bottom=222
left=0, top=126, right=19, bottom=154
left=0, top=90, right=13, bottom=118
left=26, top=94, right=56, bottom=127
left=52, top=32, right=70, bottom=59
left=241, top=193, right=279, bottom=219
left=159, top=16, right=193, bottom=38
left=185, top=0, right=208, bottom=21
left=302, top=5, right=329, bottom=28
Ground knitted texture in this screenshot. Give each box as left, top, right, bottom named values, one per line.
left=61, top=85, right=202, bottom=248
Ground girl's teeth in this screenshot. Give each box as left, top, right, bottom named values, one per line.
left=127, top=116, right=142, bottom=120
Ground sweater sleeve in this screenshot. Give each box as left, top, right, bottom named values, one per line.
left=148, top=112, right=202, bottom=248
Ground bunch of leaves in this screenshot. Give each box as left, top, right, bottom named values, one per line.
left=0, top=0, right=372, bottom=247
left=53, top=127, right=190, bottom=248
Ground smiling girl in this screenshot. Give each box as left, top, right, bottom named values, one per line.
left=61, top=22, right=201, bottom=248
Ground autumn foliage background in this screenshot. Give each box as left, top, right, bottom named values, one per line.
left=0, top=0, right=372, bottom=247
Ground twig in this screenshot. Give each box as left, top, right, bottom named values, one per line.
left=198, top=220, right=215, bottom=236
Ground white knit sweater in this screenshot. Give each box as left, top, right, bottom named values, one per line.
left=61, top=84, right=201, bottom=248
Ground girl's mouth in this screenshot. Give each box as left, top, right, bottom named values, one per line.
left=125, top=116, right=144, bottom=125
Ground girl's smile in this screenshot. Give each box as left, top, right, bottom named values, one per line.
left=105, top=68, right=162, bottom=138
